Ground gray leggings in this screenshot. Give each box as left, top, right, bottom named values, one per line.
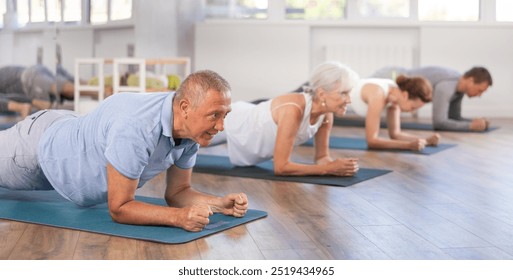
left=0, top=110, right=76, bottom=190
left=21, top=65, right=57, bottom=102
left=0, top=94, right=32, bottom=113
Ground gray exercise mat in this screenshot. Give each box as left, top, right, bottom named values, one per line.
left=193, top=154, right=391, bottom=187
left=303, top=136, right=456, bottom=155
left=0, top=188, right=267, bottom=244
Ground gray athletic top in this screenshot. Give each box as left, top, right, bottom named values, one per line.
left=0, top=66, right=25, bottom=96
left=371, top=66, right=471, bottom=131
left=0, top=65, right=57, bottom=102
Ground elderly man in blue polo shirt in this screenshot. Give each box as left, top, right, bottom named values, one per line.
left=0, top=70, right=248, bottom=232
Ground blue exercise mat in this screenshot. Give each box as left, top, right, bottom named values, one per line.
left=0, top=122, right=15, bottom=130
left=193, top=154, right=391, bottom=187
left=333, top=118, right=435, bottom=130
left=303, top=136, right=456, bottom=155
left=333, top=117, right=499, bottom=133
left=0, top=188, right=267, bottom=244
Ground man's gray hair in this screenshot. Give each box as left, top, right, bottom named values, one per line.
left=303, top=61, right=359, bottom=95
left=175, top=70, right=231, bottom=108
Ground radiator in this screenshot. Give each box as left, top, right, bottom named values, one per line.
left=324, top=44, right=415, bottom=78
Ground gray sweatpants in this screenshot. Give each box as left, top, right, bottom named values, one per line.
left=20, top=65, right=57, bottom=102
left=0, top=99, right=8, bottom=112
left=0, top=110, right=76, bottom=190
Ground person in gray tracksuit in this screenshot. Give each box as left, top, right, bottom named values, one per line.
left=371, top=66, right=492, bottom=132
left=0, top=64, right=75, bottom=118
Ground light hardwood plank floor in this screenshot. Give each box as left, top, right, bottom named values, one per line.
left=1, top=117, right=512, bottom=260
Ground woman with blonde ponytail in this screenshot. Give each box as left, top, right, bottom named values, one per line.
left=349, top=75, right=441, bottom=151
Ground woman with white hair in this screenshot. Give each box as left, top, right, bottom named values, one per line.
left=210, top=61, right=360, bottom=177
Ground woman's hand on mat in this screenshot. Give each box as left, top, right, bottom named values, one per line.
left=484, top=119, right=490, bottom=129
left=470, top=118, right=488, bottom=131
left=179, top=204, right=213, bottom=232
left=216, top=193, right=248, bottom=218
left=328, top=158, right=359, bottom=177
left=315, top=156, right=334, bottom=165
left=409, top=139, right=426, bottom=151
left=426, top=133, right=441, bottom=146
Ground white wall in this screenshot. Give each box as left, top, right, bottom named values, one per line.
left=133, top=0, right=178, bottom=59
left=11, top=31, right=43, bottom=65
left=195, top=22, right=513, bottom=118
left=310, top=26, right=419, bottom=74
left=195, top=22, right=310, bottom=102
left=0, top=32, right=14, bottom=65
left=176, top=0, right=205, bottom=60
left=57, top=28, right=95, bottom=75
left=93, top=28, right=135, bottom=58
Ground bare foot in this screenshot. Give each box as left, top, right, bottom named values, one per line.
left=7, top=101, right=32, bottom=119
left=31, top=99, right=52, bottom=110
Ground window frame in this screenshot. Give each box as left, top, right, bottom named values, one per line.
left=417, top=0, right=481, bottom=22
left=346, top=0, right=414, bottom=21
left=15, top=0, right=75, bottom=25
left=8, top=0, right=133, bottom=28
left=204, top=0, right=513, bottom=25
left=90, top=0, right=134, bottom=24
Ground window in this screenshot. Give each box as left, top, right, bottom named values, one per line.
left=15, top=0, right=81, bottom=26
left=63, top=0, right=81, bottom=22
left=30, top=0, right=46, bottom=23
left=285, top=0, right=346, bottom=20
left=0, top=0, right=5, bottom=28
left=496, top=0, right=513, bottom=22
left=16, top=0, right=29, bottom=26
left=47, top=0, right=62, bottom=22
left=418, top=0, right=479, bottom=21
left=90, top=0, right=132, bottom=24
left=90, top=0, right=107, bottom=23
left=205, top=0, right=268, bottom=19
left=204, top=0, right=513, bottom=22
left=12, top=0, right=130, bottom=26
left=110, top=0, right=131, bottom=21
left=356, top=0, right=409, bottom=18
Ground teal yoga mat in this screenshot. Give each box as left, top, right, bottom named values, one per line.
left=332, top=117, right=499, bottom=132
left=193, top=154, right=391, bottom=187
left=0, top=188, right=267, bottom=244
left=0, top=122, right=15, bottom=130
left=303, top=136, right=456, bottom=155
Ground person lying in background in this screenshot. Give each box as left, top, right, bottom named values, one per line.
left=0, top=64, right=75, bottom=112
left=0, top=97, right=32, bottom=119
left=371, top=66, right=493, bottom=132
left=350, top=75, right=440, bottom=151
left=210, top=61, right=360, bottom=177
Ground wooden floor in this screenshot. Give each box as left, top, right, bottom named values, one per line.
left=1, top=116, right=513, bottom=260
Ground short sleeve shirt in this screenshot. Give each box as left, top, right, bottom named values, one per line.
left=38, top=92, right=199, bottom=206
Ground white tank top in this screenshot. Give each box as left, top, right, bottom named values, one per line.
left=349, top=78, right=396, bottom=117
left=225, top=93, right=325, bottom=166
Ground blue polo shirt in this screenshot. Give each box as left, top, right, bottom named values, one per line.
left=38, top=92, right=199, bottom=207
